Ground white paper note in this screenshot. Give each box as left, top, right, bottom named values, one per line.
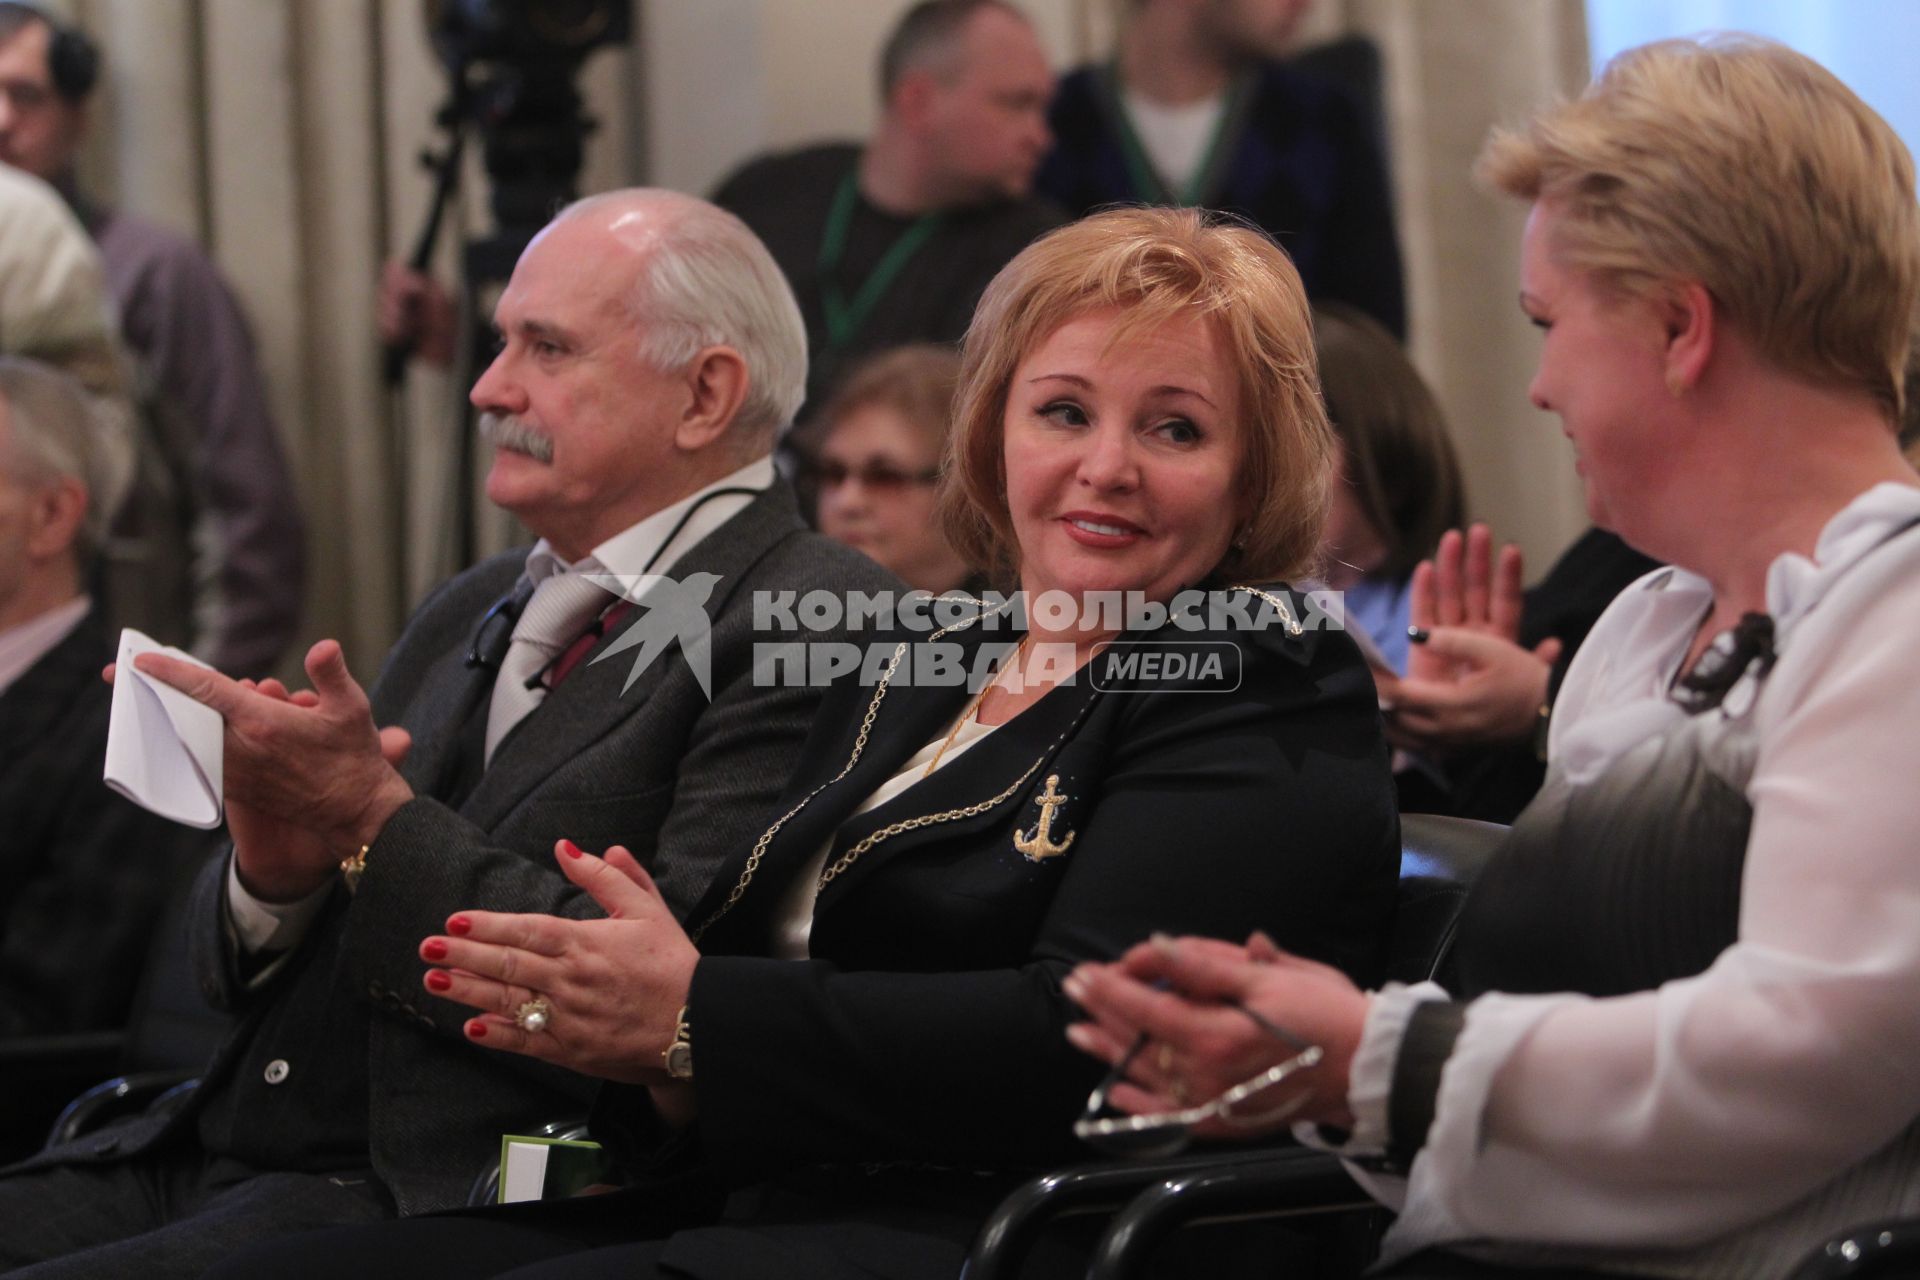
left=103, top=628, right=224, bottom=829
left=499, top=1141, right=551, bottom=1204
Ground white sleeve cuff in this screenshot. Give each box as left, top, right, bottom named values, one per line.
left=225, top=853, right=331, bottom=954
left=1291, top=981, right=1452, bottom=1157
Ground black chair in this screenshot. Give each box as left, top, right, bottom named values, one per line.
left=961, top=814, right=1508, bottom=1280
left=18, top=846, right=230, bottom=1157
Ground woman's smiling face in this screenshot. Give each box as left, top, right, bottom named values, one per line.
left=1002, top=307, right=1246, bottom=616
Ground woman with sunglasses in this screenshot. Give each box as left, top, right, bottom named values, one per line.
left=214, top=206, right=1399, bottom=1278
left=1068, top=35, right=1920, bottom=1279
left=806, top=344, right=979, bottom=596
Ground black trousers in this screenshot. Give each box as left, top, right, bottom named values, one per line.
left=205, top=1174, right=1003, bottom=1280
left=0, top=1138, right=391, bottom=1279
left=204, top=1168, right=1352, bottom=1280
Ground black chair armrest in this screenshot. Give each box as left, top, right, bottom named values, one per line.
left=1790, top=1215, right=1920, bottom=1279
left=963, top=1145, right=1297, bottom=1280
left=0, top=1032, right=130, bottom=1159
left=47, top=1070, right=198, bottom=1150
left=1087, top=1147, right=1371, bottom=1280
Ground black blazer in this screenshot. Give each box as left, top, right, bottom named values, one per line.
left=0, top=604, right=213, bottom=1036
left=604, top=584, right=1399, bottom=1183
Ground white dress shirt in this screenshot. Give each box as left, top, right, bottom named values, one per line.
left=0, top=594, right=90, bottom=696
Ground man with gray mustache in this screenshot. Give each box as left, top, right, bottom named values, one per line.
left=0, top=190, right=897, bottom=1276
left=476, top=410, right=554, bottom=464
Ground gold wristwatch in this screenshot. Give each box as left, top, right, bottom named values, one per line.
left=663, top=1005, right=694, bottom=1080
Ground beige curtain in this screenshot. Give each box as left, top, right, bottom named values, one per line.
left=63, top=0, right=645, bottom=674
left=56, top=0, right=1591, bottom=675
left=1330, top=0, right=1595, bottom=575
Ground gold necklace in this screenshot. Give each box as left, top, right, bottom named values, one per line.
left=923, top=635, right=1030, bottom=778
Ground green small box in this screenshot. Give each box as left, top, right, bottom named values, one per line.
left=497, top=1134, right=612, bottom=1203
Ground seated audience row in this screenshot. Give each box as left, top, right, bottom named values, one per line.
left=4, top=12, right=1915, bottom=1280
left=3, top=199, right=1400, bottom=1279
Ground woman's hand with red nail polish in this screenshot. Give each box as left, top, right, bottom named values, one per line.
left=419, top=843, right=697, bottom=1085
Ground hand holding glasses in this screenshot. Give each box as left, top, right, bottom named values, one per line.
left=1074, top=1001, right=1323, bottom=1158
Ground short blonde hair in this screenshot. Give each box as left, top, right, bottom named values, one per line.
left=940, top=206, right=1333, bottom=584
left=1477, top=34, right=1920, bottom=420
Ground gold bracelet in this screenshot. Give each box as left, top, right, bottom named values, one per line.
left=340, top=844, right=370, bottom=893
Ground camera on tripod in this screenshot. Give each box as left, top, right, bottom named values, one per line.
left=424, top=0, right=632, bottom=233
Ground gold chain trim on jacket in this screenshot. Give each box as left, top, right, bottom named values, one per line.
left=817, top=756, right=1048, bottom=887
left=1221, top=584, right=1303, bottom=636
left=689, top=586, right=1289, bottom=942
left=689, top=598, right=1011, bottom=943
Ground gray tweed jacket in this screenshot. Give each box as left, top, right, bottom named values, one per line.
left=19, top=480, right=899, bottom=1216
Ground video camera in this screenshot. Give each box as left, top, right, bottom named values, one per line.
left=424, top=0, right=631, bottom=231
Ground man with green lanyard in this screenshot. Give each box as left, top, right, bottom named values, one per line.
left=1038, top=0, right=1405, bottom=338
left=712, top=0, right=1064, bottom=413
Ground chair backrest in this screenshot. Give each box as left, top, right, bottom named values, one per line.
left=1388, top=814, right=1508, bottom=986
left=121, top=841, right=234, bottom=1072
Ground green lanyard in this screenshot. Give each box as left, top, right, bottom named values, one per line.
left=816, top=171, right=945, bottom=354
left=1107, top=65, right=1251, bottom=208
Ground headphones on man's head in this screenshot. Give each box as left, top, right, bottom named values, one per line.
left=0, top=2, right=98, bottom=101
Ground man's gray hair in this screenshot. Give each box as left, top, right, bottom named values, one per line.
left=0, top=354, right=132, bottom=556
left=560, top=190, right=807, bottom=442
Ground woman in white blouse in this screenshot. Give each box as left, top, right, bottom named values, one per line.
left=1066, top=34, right=1920, bottom=1280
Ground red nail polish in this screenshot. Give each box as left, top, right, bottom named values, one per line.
left=467, top=1019, right=487, bottom=1039
left=560, top=839, right=583, bottom=859
left=423, top=939, right=448, bottom=961
left=425, top=969, right=452, bottom=992
left=448, top=916, right=472, bottom=936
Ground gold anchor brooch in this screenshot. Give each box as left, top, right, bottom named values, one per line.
left=1014, top=774, right=1076, bottom=861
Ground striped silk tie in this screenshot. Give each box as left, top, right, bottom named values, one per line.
left=483, top=573, right=613, bottom=765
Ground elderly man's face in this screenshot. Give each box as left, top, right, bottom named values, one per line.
left=920, top=6, right=1054, bottom=203
left=0, top=20, right=83, bottom=183
left=468, top=213, right=694, bottom=562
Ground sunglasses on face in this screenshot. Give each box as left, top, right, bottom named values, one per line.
left=808, top=458, right=942, bottom=492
